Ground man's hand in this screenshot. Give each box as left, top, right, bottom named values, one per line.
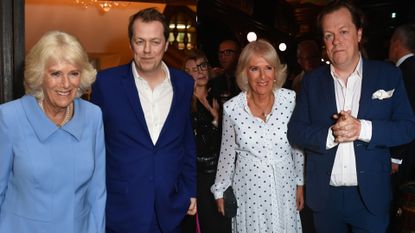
left=187, top=198, right=197, bottom=215
left=391, top=163, right=400, bottom=174
left=332, top=110, right=361, bottom=143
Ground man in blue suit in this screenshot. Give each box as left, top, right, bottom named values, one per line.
left=91, top=8, right=196, bottom=233
left=287, top=1, right=415, bottom=233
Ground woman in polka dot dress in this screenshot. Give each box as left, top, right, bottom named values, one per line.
left=211, top=39, right=304, bottom=233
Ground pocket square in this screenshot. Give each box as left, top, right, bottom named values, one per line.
left=372, top=89, right=394, bottom=100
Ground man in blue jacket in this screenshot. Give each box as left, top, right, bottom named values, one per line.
left=91, top=8, right=196, bottom=233
left=287, top=1, right=415, bottom=233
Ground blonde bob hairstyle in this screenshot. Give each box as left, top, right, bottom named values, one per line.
left=236, top=39, right=287, bottom=92
left=24, top=31, right=97, bottom=100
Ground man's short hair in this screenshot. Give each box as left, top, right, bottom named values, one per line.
left=128, top=8, right=169, bottom=42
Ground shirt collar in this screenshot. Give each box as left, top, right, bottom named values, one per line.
left=131, top=61, right=171, bottom=85
left=330, top=54, right=363, bottom=82
left=21, top=95, right=84, bottom=142
left=396, top=53, right=414, bottom=67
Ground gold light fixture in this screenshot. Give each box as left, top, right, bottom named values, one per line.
left=74, top=0, right=130, bottom=12
left=164, top=6, right=197, bottom=50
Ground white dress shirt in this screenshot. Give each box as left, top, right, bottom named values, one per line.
left=326, top=56, right=372, bottom=186
left=132, top=62, right=173, bottom=145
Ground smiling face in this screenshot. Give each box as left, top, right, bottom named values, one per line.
left=130, top=19, right=168, bottom=76
left=42, top=61, right=81, bottom=112
left=246, top=54, right=275, bottom=97
left=322, top=7, right=362, bottom=73
left=185, top=58, right=209, bottom=87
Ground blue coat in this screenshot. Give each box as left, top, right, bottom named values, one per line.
left=287, top=59, right=415, bottom=215
left=0, top=95, right=106, bottom=233
left=91, top=63, right=196, bottom=233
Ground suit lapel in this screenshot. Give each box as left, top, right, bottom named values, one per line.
left=358, top=59, right=374, bottom=119
left=120, top=66, right=152, bottom=140
left=322, top=67, right=338, bottom=115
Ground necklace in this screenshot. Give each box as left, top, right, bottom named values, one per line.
left=38, top=100, right=73, bottom=127
left=248, top=94, right=274, bottom=119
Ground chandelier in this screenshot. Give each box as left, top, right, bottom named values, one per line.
left=74, top=0, right=130, bottom=12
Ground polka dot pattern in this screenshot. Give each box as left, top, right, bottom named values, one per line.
left=211, top=88, right=304, bottom=233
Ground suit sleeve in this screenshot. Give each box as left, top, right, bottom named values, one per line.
left=0, top=109, right=13, bottom=213
left=182, top=89, right=197, bottom=198
left=390, top=144, right=407, bottom=161
left=88, top=110, right=106, bottom=232
left=287, top=75, right=332, bottom=154
left=368, top=73, right=415, bottom=149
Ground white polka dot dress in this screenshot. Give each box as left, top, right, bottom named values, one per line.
left=211, top=88, right=304, bottom=233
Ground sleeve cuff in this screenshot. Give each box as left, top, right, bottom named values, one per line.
left=391, top=158, right=403, bottom=165
left=213, top=192, right=223, bottom=199
left=358, top=120, right=372, bottom=142
left=326, top=127, right=338, bottom=149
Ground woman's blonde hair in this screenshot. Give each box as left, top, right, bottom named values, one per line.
left=235, top=39, right=287, bottom=92
left=24, top=31, right=97, bottom=99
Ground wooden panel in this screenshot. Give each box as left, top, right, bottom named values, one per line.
left=13, top=0, right=25, bottom=100
left=0, top=0, right=24, bottom=103
left=0, top=0, right=14, bottom=102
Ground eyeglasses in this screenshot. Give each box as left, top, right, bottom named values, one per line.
left=219, top=49, right=236, bottom=57
left=187, top=61, right=209, bottom=73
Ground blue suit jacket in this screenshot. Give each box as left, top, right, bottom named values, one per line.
left=91, top=63, right=196, bottom=233
left=287, top=59, right=415, bottom=215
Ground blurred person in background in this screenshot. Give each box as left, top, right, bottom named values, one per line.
left=292, top=39, right=322, bottom=94
left=210, top=39, right=241, bottom=105
left=181, top=50, right=231, bottom=233
left=388, top=23, right=415, bottom=178
left=388, top=23, right=415, bottom=233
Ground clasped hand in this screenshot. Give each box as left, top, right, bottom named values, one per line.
left=332, top=110, right=361, bottom=143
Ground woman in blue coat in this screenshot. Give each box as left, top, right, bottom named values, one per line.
left=0, top=31, right=106, bottom=233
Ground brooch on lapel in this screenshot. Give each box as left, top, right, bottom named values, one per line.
left=372, top=89, right=394, bottom=100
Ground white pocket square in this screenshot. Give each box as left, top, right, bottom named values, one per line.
left=372, top=89, right=394, bottom=100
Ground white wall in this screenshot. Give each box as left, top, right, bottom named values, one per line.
left=25, top=0, right=166, bottom=69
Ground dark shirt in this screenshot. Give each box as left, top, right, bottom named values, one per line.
left=192, top=93, right=221, bottom=174
left=209, top=73, right=241, bottom=106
